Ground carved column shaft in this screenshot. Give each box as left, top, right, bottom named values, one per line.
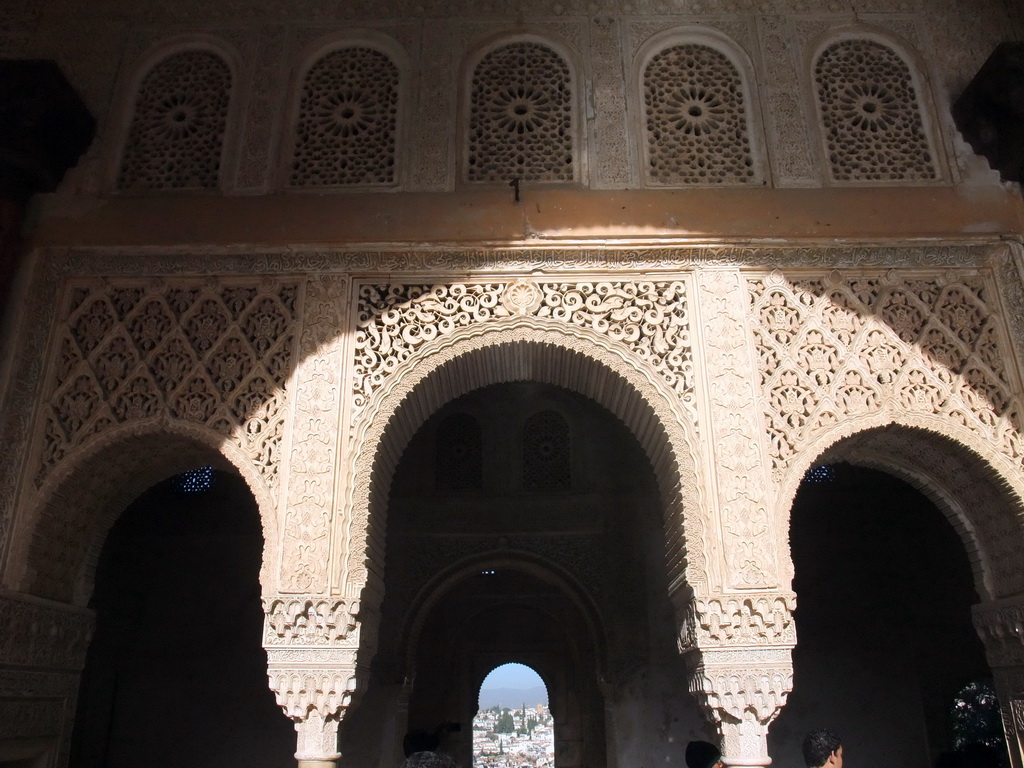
left=973, top=596, right=1024, bottom=768
left=694, top=269, right=781, bottom=590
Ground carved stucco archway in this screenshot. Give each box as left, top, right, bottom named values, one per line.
left=398, top=551, right=609, bottom=768
left=777, top=417, right=1024, bottom=602
left=9, top=420, right=280, bottom=605
left=340, top=318, right=706, bottom=641
left=399, top=549, right=608, bottom=681
left=778, top=419, right=1024, bottom=768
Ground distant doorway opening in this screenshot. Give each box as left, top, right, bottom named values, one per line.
left=474, top=663, right=553, bottom=768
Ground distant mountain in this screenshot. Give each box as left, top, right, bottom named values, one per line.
left=478, top=686, right=548, bottom=710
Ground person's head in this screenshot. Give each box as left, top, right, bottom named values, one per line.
left=402, top=731, right=438, bottom=757
left=686, top=740, right=723, bottom=768
left=802, top=729, right=843, bottom=768
left=399, top=751, right=458, bottom=768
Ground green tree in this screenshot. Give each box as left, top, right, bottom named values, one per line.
left=496, top=708, right=515, bottom=733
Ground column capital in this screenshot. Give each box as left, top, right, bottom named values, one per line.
left=686, top=646, right=794, bottom=727
left=973, top=595, right=1024, bottom=668
left=262, top=595, right=360, bottom=647
left=680, top=591, right=797, bottom=651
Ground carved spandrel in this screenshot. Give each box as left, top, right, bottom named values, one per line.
left=751, top=269, right=1022, bottom=480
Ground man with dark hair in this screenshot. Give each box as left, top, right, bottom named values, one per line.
left=686, top=740, right=723, bottom=768
left=802, top=729, right=843, bottom=768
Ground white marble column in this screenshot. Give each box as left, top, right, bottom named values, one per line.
left=264, top=595, right=365, bottom=768
left=681, top=592, right=796, bottom=768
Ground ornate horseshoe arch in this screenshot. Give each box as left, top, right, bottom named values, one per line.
left=338, top=314, right=707, bottom=651
left=10, top=419, right=280, bottom=606
left=777, top=414, right=1024, bottom=602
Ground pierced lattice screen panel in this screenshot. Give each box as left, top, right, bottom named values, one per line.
left=290, top=47, right=399, bottom=187
left=436, top=413, right=483, bottom=491
left=467, top=42, right=574, bottom=183
left=643, top=44, right=756, bottom=185
left=118, top=51, right=232, bottom=191
left=522, top=410, right=570, bottom=491
left=814, top=40, right=937, bottom=182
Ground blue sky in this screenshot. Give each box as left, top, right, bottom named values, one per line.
left=480, top=663, right=545, bottom=690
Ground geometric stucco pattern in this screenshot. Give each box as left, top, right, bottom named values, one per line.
left=118, top=51, right=233, bottom=191
left=813, top=39, right=937, bottom=183
left=37, top=278, right=299, bottom=497
left=751, top=270, right=1020, bottom=479
left=354, top=279, right=695, bottom=427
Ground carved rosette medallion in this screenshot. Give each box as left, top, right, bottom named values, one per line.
left=500, top=279, right=544, bottom=315
left=696, top=271, right=778, bottom=589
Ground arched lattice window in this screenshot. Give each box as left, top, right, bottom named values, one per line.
left=643, top=43, right=756, bottom=184
left=290, top=47, right=399, bottom=187
left=118, top=50, right=232, bottom=191
left=813, top=39, right=937, bottom=182
left=467, top=42, right=574, bottom=183
left=436, top=414, right=483, bottom=491
left=522, top=411, right=570, bottom=491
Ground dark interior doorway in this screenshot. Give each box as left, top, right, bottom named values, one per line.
left=768, top=463, right=998, bottom=768
left=69, top=468, right=294, bottom=768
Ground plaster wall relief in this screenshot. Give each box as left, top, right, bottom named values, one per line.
left=279, top=275, right=347, bottom=595
left=116, top=49, right=234, bottom=191
left=687, top=270, right=793, bottom=767
left=751, top=266, right=1024, bottom=504
left=693, top=270, right=780, bottom=592
left=234, top=24, right=289, bottom=192
left=409, top=20, right=456, bottom=190
left=341, top=274, right=706, bottom=614
left=35, top=277, right=299, bottom=496
left=0, top=275, right=300, bottom=603
left=755, top=15, right=816, bottom=186
left=0, top=590, right=94, bottom=767
left=589, top=17, right=630, bottom=188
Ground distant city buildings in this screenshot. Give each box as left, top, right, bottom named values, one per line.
left=472, top=704, right=554, bottom=768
